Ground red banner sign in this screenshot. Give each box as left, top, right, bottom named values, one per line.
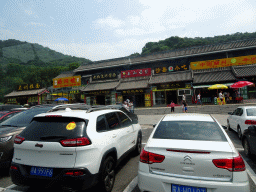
left=121, top=68, right=151, bottom=78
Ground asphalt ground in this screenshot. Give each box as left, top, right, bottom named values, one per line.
left=1, top=112, right=256, bottom=192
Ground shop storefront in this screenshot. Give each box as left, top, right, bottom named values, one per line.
left=5, top=84, right=49, bottom=106
left=232, top=64, right=256, bottom=99
left=116, top=68, right=151, bottom=107
left=52, top=73, right=82, bottom=103
left=190, top=55, right=256, bottom=104
left=82, top=80, right=119, bottom=105
left=149, top=70, right=192, bottom=106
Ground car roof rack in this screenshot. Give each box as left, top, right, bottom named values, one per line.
left=47, top=104, right=119, bottom=113
left=48, top=103, right=92, bottom=112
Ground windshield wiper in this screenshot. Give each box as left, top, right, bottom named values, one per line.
left=40, top=135, right=67, bottom=140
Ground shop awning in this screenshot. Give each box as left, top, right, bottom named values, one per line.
left=193, top=70, right=236, bottom=84
left=81, top=81, right=120, bottom=92
left=116, top=80, right=149, bottom=90
left=149, top=71, right=192, bottom=84
left=193, top=83, right=234, bottom=89
left=4, top=88, right=48, bottom=97
left=233, top=64, right=256, bottom=77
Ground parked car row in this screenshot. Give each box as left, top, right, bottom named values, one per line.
left=0, top=104, right=253, bottom=191
left=227, top=106, right=256, bottom=158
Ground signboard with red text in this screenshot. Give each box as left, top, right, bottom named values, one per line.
left=53, top=76, right=81, bottom=88
left=121, top=68, right=151, bottom=78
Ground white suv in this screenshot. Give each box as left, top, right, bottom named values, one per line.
left=10, top=106, right=142, bottom=192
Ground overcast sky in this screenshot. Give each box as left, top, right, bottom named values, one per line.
left=1, top=0, right=256, bottom=61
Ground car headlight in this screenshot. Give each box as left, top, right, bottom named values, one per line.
left=0, top=136, right=13, bottom=143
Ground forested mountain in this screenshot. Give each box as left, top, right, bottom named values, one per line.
left=0, top=39, right=92, bottom=102
left=140, top=32, right=256, bottom=55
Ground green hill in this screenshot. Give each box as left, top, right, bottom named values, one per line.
left=0, top=39, right=91, bottom=67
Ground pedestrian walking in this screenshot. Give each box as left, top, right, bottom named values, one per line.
left=170, top=101, right=175, bottom=113
left=184, top=101, right=188, bottom=113
left=197, top=93, right=202, bottom=105
left=123, top=101, right=130, bottom=111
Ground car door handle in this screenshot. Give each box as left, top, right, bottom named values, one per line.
left=112, top=134, right=117, bottom=138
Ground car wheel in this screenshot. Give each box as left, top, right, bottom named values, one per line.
left=133, top=133, right=142, bottom=156
left=237, top=126, right=242, bottom=140
left=243, top=138, right=251, bottom=157
left=99, top=156, right=115, bottom=192
left=227, top=120, right=231, bottom=131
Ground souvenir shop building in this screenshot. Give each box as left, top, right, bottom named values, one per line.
left=4, top=83, right=49, bottom=106
left=70, top=38, right=256, bottom=107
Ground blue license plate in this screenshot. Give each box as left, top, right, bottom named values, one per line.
left=30, top=166, right=53, bottom=177
left=172, top=184, right=207, bottom=192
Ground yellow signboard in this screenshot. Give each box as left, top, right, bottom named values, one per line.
left=53, top=76, right=81, bottom=88
left=190, top=55, right=256, bottom=70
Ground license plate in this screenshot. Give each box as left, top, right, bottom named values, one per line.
left=30, top=166, right=53, bottom=177
left=172, top=184, right=207, bottom=192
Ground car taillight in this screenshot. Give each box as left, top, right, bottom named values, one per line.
left=60, top=137, right=91, bottom=147
left=65, top=170, right=84, bottom=176
left=140, top=148, right=165, bottom=164
left=245, top=120, right=256, bottom=125
left=14, top=135, right=25, bottom=144
left=212, top=154, right=245, bottom=172
left=10, top=165, right=18, bottom=170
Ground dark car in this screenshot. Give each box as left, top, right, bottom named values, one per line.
left=0, top=111, right=23, bottom=123
left=242, top=125, right=256, bottom=157
left=0, top=105, right=23, bottom=111
left=0, top=105, right=59, bottom=172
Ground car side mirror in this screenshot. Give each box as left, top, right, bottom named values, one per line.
left=132, top=119, right=138, bottom=124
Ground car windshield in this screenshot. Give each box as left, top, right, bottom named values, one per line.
left=153, top=121, right=227, bottom=141
left=246, top=108, right=256, bottom=116
left=0, top=107, right=52, bottom=127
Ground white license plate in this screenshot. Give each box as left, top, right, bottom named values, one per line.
left=30, top=166, right=53, bottom=177
left=172, top=184, right=207, bottom=192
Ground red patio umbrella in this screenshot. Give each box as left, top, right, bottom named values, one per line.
left=230, top=81, right=254, bottom=88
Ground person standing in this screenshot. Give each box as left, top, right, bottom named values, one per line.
left=129, top=101, right=134, bottom=113
left=170, top=101, right=175, bottom=113
left=182, top=94, right=186, bottom=102
left=219, top=91, right=224, bottom=105
left=197, top=93, right=202, bottom=105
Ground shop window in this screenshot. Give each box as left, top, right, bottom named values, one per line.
left=155, top=91, right=165, bottom=105
left=178, top=89, right=191, bottom=96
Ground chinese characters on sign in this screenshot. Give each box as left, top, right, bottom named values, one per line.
left=53, top=76, right=81, bottom=88
left=154, top=64, right=188, bottom=74
left=121, top=68, right=151, bottom=78
left=92, top=73, right=118, bottom=81
left=156, top=83, right=185, bottom=90
left=87, top=91, right=110, bottom=95
left=17, top=83, right=41, bottom=91
left=122, top=89, right=144, bottom=94
left=190, top=55, right=256, bottom=70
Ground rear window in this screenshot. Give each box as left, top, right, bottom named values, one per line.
left=246, top=108, right=256, bottom=116
left=153, top=121, right=227, bottom=141
left=20, top=117, right=88, bottom=141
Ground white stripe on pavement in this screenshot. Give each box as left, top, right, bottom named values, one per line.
left=123, top=176, right=138, bottom=192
